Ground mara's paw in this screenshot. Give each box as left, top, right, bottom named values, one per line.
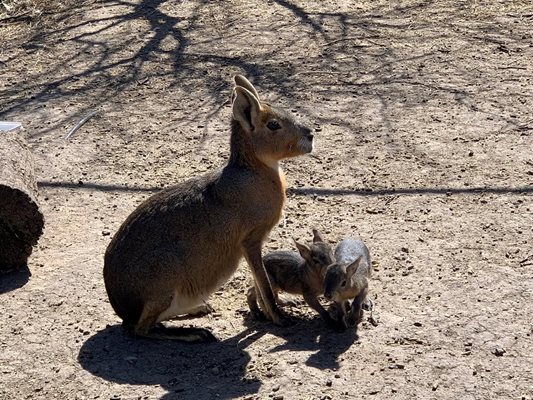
left=270, top=310, right=293, bottom=327
left=362, top=299, right=374, bottom=312
left=188, top=303, right=214, bottom=317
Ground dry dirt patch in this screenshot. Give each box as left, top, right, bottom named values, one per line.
left=1, top=1, right=532, bottom=399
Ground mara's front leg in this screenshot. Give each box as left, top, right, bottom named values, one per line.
left=243, top=240, right=286, bottom=325
left=346, top=286, right=368, bottom=327
left=302, top=290, right=338, bottom=328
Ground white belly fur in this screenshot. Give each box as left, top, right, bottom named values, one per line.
left=156, top=264, right=238, bottom=322
left=156, top=247, right=243, bottom=322
left=157, top=290, right=208, bottom=322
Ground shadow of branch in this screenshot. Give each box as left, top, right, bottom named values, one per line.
left=38, top=180, right=533, bottom=196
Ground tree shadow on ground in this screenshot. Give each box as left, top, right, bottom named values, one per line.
left=2, top=0, right=530, bottom=156
left=0, top=264, right=31, bottom=294
left=78, top=324, right=260, bottom=400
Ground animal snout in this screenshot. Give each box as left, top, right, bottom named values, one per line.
left=324, top=291, right=332, bottom=300
left=301, top=126, right=313, bottom=140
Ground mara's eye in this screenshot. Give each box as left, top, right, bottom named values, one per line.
left=266, top=120, right=281, bottom=131
left=340, top=280, right=347, bottom=288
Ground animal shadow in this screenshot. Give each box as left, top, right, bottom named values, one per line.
left=0, top=264, right=31, bottom=294
left=78, top=325, right=260, bottom=400
left=243, top=313, right=359, bottom=370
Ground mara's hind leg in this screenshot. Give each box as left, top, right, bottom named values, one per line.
left=134, top=300, right=216, bottom=343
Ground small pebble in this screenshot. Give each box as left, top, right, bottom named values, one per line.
left=273, top=396, right=284, bottom=400
left=389, top=363, right=405, bottom=369
left=326, top=379, right=332, bottom=387
left=493, top=347, right=505, bottom=357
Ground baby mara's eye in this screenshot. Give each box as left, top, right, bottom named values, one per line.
left=266, top=120, right=281, bottom=131
left=340, top=280, right=347, bottom=288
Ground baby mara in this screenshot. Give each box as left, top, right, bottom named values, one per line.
left=247, top=229, right=338, bottom=327
left=324, top=238, right=373, bottom=330
left=249, top=233, right=372, bottom=330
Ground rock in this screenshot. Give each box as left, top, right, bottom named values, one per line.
left=0, top=130, right=44, bottom=271
left=492, top=347, right=505, bottom=357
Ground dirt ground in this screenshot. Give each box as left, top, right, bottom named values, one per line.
left=1, top=0, right=532, bottom=399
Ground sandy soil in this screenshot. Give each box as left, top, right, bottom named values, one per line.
left=1, top=1, right=532, bottom=399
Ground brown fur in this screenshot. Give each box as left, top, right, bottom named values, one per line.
left=247, top=230, right=337, bottom=326
left=103, top=75, right=314, bottom=341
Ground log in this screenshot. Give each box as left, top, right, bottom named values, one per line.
left=0, top=129, right=44, bottom=272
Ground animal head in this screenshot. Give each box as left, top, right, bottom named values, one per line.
left=293, top=229, right=334, bottom=272
left=231, top=75, right=314, bottom=166
left=323, top=256, right=362, bottom=301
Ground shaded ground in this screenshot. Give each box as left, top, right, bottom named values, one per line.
left=1, top=1, right=532, bottom=399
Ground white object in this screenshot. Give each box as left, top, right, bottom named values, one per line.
left=0, top=121, right=22, bottom=132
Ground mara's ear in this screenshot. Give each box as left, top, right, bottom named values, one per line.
left=312, top=229, right=325, bottom=243
left=232, top=86, right=262, bottom=132
left=234, top=75, right=260, bottom=100
left=294, top=239, right=312, bottom=261
left=346, top=256, right=362, bottom=276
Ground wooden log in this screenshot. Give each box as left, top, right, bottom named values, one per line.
left=0, top=129, right=44, bottom=272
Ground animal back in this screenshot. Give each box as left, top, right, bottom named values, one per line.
left=335, top=238, right=372, bottom=276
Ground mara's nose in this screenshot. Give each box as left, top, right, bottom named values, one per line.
left=324, top=292, right=332, bottom=300
left=305, top=129, right=314, bottom=141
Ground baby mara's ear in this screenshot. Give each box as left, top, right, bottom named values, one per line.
left=312, top=229, right=325, bottom=243
left=232, top=86, right=262, bottom=132
left=346, top=255, right=363, bottom=276
left=294, top=239, right=312, bottom=262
